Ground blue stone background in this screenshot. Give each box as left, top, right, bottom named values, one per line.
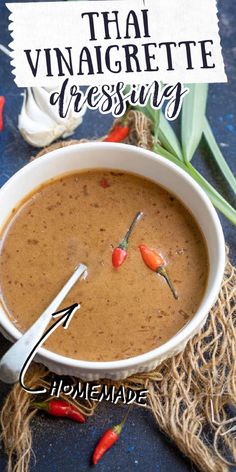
left=0, top=1, right=236, bottom=471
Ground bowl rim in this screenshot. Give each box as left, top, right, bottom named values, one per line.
left=0, top=142, right=225, bottom=372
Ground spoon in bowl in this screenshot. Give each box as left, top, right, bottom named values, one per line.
left=0, top=263, right=87, bottom=384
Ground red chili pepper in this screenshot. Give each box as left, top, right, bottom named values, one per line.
left=104, top=123, right=129, bottom=143
left=92, top=409, right=130, bottom=465
left=0, top=96, right=6, bottom=132
left=139, top=244, right=165, bottom=271
left=112, top=246, right=127, bottom=268
left=139, top=244, right=178, bottom=299
left=32, top=400, right=85, bottom=423
left=100, top=178, right=110, bottom=188
left=112, top=211, right=143, bottom=269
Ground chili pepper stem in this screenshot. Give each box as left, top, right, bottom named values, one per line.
left=113, top=406, right=132, bottom=435
left=121, top=211, right=143, bottom=247
left=112, top=212, right=143, bottom=268
left=157, top=267, right=178, bottom=300
left=31, top=401, right=49, bottom=411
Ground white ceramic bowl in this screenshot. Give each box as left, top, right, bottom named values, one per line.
left=0, top=143, right=225, bottom=380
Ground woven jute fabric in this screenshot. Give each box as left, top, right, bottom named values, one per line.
left=1, top=111, right=236, bottom=472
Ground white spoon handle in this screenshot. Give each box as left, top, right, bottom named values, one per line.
left=0, top=263, right=87, bottom=384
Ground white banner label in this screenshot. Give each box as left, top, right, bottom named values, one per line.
left=7, top=0, right=227, bottom=86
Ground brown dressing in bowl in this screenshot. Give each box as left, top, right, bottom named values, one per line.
left=0, top=170, right=208, bottom=361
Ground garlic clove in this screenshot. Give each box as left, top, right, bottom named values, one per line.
left=18, top=86, right=86, bottom=148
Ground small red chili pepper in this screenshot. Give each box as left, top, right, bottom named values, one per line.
left=112, top=211, right=143, bottom=269
left=112, top=246, right=127, bottom=268
left=100, top=178, right=110, bottom=188
left=139, top=244, right=178, bottom=299
left=0, top=96, right=6, bottom=132
left=32, top=400, right=85, bottom=423
left=104, top=123, right=129, bottom=143
left=92, top=408, right=130, bottom=465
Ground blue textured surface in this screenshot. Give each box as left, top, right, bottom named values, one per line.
left=0, top=1, right=236, bottom=471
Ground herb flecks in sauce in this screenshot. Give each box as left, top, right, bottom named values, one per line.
left=0, top=170, right=209, bottom=361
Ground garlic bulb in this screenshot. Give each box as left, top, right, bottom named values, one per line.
left=18, top=86, right=86, bottom=148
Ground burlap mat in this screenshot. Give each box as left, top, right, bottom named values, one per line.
left=1, top=111, right=236, bottom=472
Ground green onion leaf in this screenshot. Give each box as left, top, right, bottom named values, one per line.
left=181, top=83, right=208, bottom=162
left=203, top=117, right=236, bottom=195
left=189, top=163, right=236, bottom=225
left=154, top=143, right=185, bottom=168
left=154, top=144, right=236, bottom=225
left=159, top=112, right=183, bottom=161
